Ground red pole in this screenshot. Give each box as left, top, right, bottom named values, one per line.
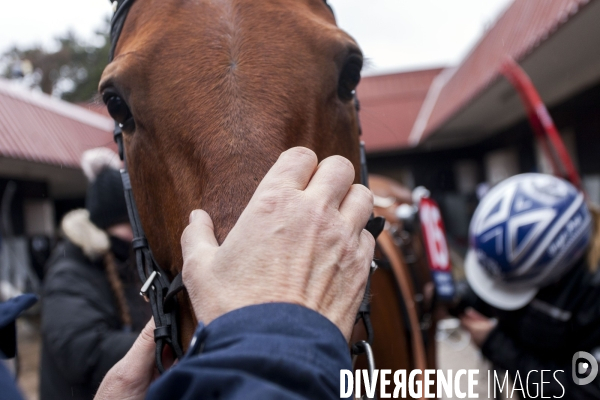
left=500, top=57, right=582, bottom=191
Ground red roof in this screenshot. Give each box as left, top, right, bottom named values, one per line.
left=78, top=101, right=111, bottom=118
left=416, top=0, right=591, bottom=142
left=357, top=68, right=443, bottom=152
left=0, top=79, right=114, bottom=168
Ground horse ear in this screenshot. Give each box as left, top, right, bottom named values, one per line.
left=323, top=0, right=336, bottom=19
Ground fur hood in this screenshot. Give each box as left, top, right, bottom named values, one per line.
left=61, top=209, right=110, bottom=258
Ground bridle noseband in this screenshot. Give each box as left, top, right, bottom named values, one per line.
left=107, top=0, right=383, bottom=378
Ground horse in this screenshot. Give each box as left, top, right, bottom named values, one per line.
left=362, top=175, right=441, bottom=377
left=100, top=0, right=440, bottom=395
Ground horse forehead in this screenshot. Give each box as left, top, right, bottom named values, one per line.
left=121, top=0, right=344, bottom=57
left=112, top=0, right=349, bottom=116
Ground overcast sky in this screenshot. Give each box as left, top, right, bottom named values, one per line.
left=1, top=0, right=513, bottom=75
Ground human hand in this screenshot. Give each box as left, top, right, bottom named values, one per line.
left=181, top=147, right=375, bottom=341
left=95, top=319, right=158, bottom=400
left=460, top=308, right=496, bottom=348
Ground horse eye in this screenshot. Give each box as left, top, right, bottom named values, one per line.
left=104, top=95, right=134, bottom=130
left=338, top=55, right=363, bottom=102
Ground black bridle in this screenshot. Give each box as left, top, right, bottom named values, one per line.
left=109, top=0, right=185, bottom=372
left=106, top=0, right=384, bottom=376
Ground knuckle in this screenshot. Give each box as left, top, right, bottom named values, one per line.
left=351, top=185, right=374, bottom=211
left=108, top=365, right=133, bottom=387
left=330, top=154, right=354, bottom=168
left=282, top=146, right=317, bottom=164
left=355, top=184, right=374, bottom=202
left=254, top=189, right=288, bottom=213
left=341, top=238, right=359, bottom=260
left=140, top=326, right=154, bottom=344
left=192, top=209, right=213, bottom=228
left=323, top=155, right=354, bottom=175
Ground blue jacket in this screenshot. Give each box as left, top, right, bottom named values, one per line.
left=0, top=294, right=38, bottom=400
left=0, top=302, right=349, bottom=399
left=147, top=303, right=351, bottom=399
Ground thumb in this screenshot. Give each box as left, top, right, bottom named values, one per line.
left=130, top=318, right=158, bottom=367
left=95, top=319, right=157, bottom=400
left=181, top=209, right=219, bottom=261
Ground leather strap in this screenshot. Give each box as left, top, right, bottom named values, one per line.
left=378, top=230, right=427, bottom=399
left=120, top=166, right=184, bottom=371
left=109, top=0, right=136, bottom=61
left=164, top=273, right=185, bottom=313
left=365, top=217, right=385, bottom=239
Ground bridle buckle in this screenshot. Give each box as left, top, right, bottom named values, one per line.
left=352, top=340, right=377, bottom=400
left=139, top=270, right=159, bottom=302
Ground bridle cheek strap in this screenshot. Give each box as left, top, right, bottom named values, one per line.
left=108, top=1, right=185, bottom=371
left=118, top=140, right=184, bottom=371
left=109, top=0, right=135, bottom=61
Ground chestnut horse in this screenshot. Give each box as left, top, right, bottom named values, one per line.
left=100, top=0, right=438, bottom=395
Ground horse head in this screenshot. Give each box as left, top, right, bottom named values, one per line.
left=100, top=0, right=363, bottom=341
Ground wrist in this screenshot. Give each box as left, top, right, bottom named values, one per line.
left=185, top=303, right=350, bottom=362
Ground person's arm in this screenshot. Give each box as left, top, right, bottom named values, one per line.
left=148, top=304, right=350, bottom=399
left=462, top=308, right=600, bottom=398
left=482, top=327, right=600, bottom=398
left=42, top=266, right=137, bottom=386
left=450, top=281, right=497, bottom=318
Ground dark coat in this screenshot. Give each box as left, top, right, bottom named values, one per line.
left=147, top=303, right=352, bottom=399
left=461, top=258, right=600, bottom=399
left=40, top=240, right=149, bottom=400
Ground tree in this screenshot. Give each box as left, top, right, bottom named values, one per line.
left=1, top=22, right=110, bottom=103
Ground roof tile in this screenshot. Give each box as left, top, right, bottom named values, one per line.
left=0, top=79, right=114, bottom=168
left=358, top=68, right=443, bottom=152
left=421, top=0, right=590, bottom=139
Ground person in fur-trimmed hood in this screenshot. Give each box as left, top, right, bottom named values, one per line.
left=40, top=148, right=151, bottom=400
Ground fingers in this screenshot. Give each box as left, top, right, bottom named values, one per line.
left=181, top=210, right=219, bottom=261
left=258, top=147, right=318, bottom=192
left=95, top=319, right=157, bottom=400
left=464, top=307, right=487, bottom=321
left=305, top=155, right=356, bottom=208
left=358, top=229, right=376, bottom=279
left=349, top=230, right=375, bottom=294
left=339, top=184, right=374, bottom=233
left=129, top=318, right=157, bottom=368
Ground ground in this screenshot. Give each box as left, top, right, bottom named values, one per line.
left=437, top=326, right=499, bottom=399
left=15, top=316, right=40, bottom=400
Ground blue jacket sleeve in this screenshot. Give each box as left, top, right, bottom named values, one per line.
left=146, top=303, right=352, bottom=400
left=0, top=362, right=24, bottom=400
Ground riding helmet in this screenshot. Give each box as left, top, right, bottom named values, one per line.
left=465, top=173, right=591, bottom=310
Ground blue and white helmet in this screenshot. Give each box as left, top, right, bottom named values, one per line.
left=465, top=173, right=591, bottom=310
